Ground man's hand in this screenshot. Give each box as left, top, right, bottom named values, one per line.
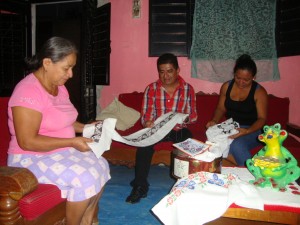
left=144, top=120, right=154, bottom=128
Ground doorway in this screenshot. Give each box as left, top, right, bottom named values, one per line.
left=33, top=1, right=84, bottom=121
left=1, top=0, right=111, bottom=122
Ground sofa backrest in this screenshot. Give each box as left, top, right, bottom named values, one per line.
left=0, top=97, right=10, bottom=166
left=185, top=94, right=221, bottom=140
left=267, top=95, right=290, bottom=129
left=119, top=92, right=143, bottom=112
left=117, top=92, right=144, bottom=136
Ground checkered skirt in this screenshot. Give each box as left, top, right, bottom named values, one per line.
left=8, top=148, right=111, bottom=202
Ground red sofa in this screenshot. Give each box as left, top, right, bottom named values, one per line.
left=0, top=97, right=98, bottom=225
left=103, top=92, right=300, bottom=167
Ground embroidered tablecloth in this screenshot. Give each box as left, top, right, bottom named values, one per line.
left=152, top=167, right=300, bottom=225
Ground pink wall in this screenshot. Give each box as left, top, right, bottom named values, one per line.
left=99, top=0, right=300, bottom=126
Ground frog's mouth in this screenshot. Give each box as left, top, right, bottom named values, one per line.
left=267, top=134, right=273, bottom=139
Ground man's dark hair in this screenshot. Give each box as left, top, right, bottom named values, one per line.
left=157, top=53, right=179, bottom=70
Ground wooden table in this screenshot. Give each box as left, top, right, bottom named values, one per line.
left=220, top=206, right=300, bottom=225
left=219, top=167, right=300, bottom=225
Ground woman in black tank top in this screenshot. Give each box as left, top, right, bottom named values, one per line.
left=206, top=54, right=268, bottom=166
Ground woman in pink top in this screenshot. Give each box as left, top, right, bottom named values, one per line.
left=7, top=37, right=110, bottom=225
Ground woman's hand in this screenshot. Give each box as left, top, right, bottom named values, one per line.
left=72, top=137, right=93, bottom=152
left=229, top=127, right=248, bottom=139
left=206, top=120, right=217, bottom=129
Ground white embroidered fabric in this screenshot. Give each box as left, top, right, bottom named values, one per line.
left=152, top=169, right=263, bottom=225
left=152, top=167, right=300, bottom=225
left=83, top=118, right=117, bottom=158
left=83, top=112, right=189, bottom=158
left=205, top=118, right=239, bottom=157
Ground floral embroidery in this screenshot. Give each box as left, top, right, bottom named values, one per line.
left=208, top=173, right=225, bottom=186
left=165, top=172, right=237, bottom=207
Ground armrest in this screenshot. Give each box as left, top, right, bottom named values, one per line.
left=0, top=166, right=38, bottom=224
left=286, top=123, right=300, bottom=138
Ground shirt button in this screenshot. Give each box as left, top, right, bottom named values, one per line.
left=167, top=100, right=170, bottom=102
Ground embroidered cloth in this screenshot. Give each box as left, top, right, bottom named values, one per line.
left=151, top=167, right=300, bottom=225
left=83, top=112, right=189, bottom=158
left=205, top=118, right=239, bottom=157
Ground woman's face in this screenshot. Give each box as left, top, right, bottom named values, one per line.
left=46, top=53, right=77, bottom=86
left=158, top=63, right=179, bottom=86
left=234, top=69, right=254, bottom=89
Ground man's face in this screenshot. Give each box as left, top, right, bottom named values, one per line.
left=158, top=63, right=179, bottom=86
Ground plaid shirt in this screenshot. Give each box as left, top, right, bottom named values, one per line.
left=141, top=76, right=197, bottom=126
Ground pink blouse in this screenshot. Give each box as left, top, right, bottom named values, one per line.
left=8, top=73, right=78, bottom=155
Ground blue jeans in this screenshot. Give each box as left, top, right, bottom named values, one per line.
left=229, top=126, right=262, bottom=166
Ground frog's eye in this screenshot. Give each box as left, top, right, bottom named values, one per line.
left=274, top=123, right=281, bottom=130
left=263, top=126, right=269, bottom=132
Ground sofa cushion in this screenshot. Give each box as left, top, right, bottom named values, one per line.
left=153, top=141, right=174, bottom=151
left=112, top=92, right=144, bottom=149
left=19, top=184, right=65, bottom=220
left=0, top=97, right=10, bottom=166
left=96, top=98, right=140, bottom=131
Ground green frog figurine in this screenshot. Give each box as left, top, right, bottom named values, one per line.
left=246, top=123, right=300, bottom=191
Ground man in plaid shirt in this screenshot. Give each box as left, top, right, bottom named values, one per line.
left=126, top=53, right=198, bottom=204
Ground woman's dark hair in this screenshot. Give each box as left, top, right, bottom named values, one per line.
left=233, top=54, right=257, bottom=77
left=24, top=37, right=78, bottom=73
left=157, top=53, right=179, bottom=70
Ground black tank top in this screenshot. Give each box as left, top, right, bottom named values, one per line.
left=225, top=79, right=258, bottom=125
